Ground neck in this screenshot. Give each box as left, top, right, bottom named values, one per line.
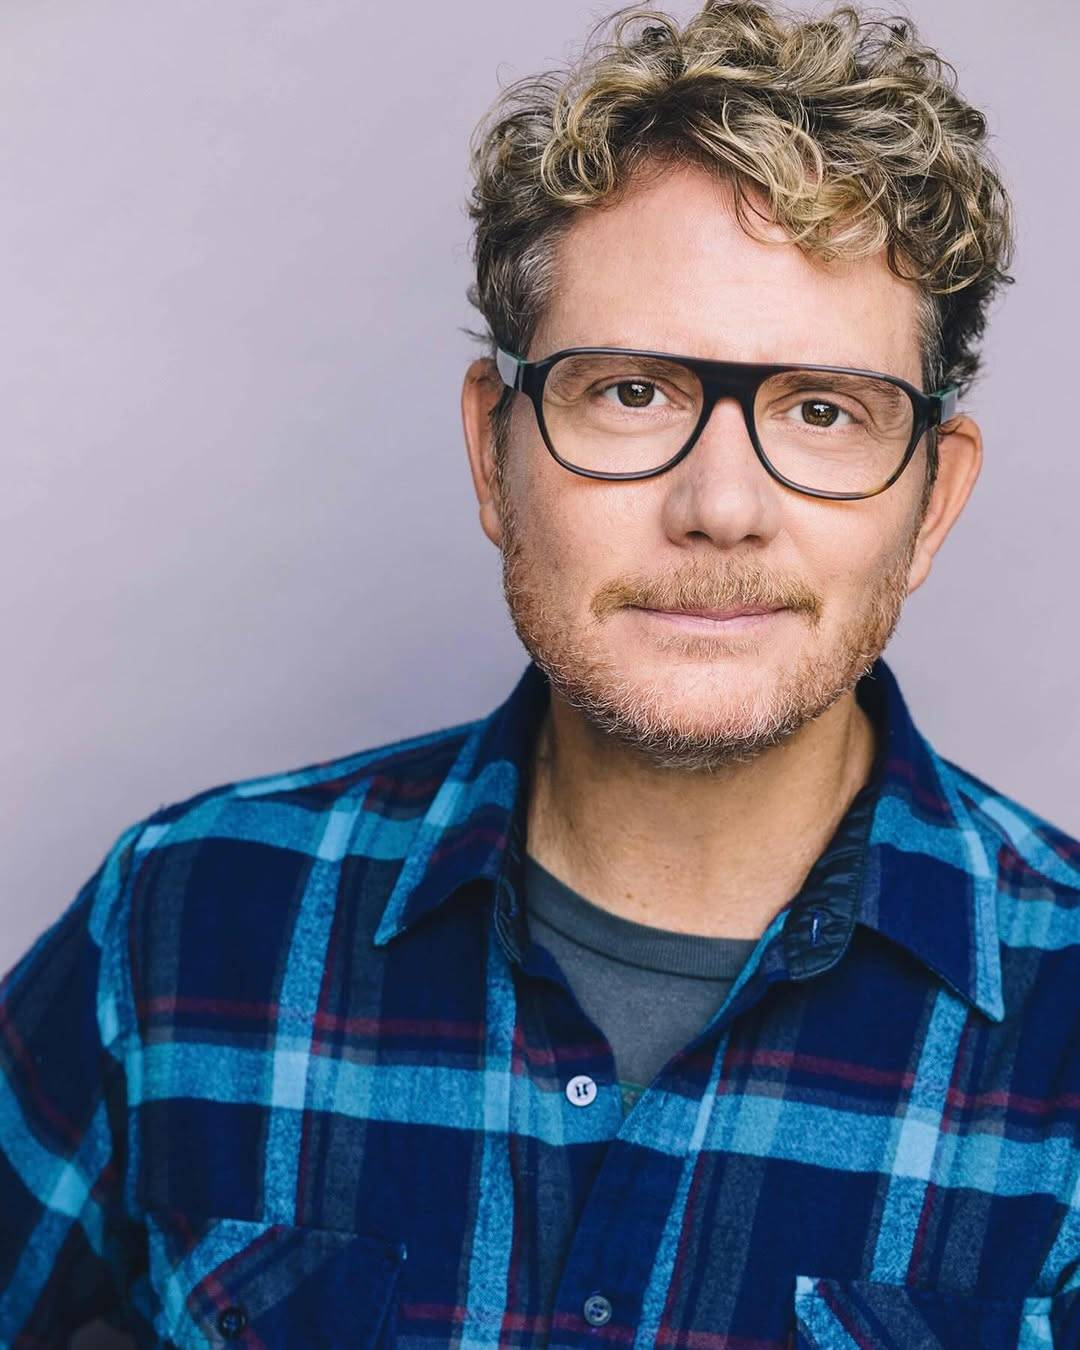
left=524, top=684, right=878, bottom=940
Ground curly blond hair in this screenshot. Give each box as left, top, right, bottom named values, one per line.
left=463, top=0, right=1015, bottom=495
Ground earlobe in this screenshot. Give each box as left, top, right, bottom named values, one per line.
left=906, top=549, right=931, bottom=597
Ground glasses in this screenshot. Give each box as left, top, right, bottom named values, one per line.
left=495, top=345, right=959, bottom=501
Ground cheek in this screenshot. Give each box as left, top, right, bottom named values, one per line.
left=558, top=491, right=657, bottom=593
left=517, top=453, right=630, bottom=580
left=780, top=519, right=912, bottom=637
left=543, top=501, right=609, bottom=587
left=504, top=465, right=583, bottom=587
left=797, top=499, right=910, bottom=584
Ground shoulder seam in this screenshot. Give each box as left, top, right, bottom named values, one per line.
left=944, top=758, right=1080, bottom=888
left=136, top=718, right=484, bottom=821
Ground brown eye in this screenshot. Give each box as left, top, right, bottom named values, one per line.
left=604, top=380, right=664, bottom=408
left=802, top=399, right=841, bottom=427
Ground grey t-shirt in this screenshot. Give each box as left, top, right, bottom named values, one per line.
left=523, top=853, right=759, bottom=1115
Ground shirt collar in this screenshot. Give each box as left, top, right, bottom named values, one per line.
left=373, top=655, right=1005, bottom=1025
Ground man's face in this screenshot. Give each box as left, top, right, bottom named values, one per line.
left=486, top=163, right=937, bottom=772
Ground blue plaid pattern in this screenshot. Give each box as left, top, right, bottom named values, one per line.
left=2, top=654, right=1079, bottom=1348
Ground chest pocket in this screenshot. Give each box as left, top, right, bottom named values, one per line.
left=145, top=1207, right=406, bottom=1348
left=792, top=1273, right=1075, bottom=1349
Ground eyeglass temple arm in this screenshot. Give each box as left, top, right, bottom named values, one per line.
left=495, top=347, right=524, bottom=391
left=933, top=385, right=960, bottom=425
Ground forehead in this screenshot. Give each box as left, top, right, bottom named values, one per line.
left=536, top=162, right=923, bottom=383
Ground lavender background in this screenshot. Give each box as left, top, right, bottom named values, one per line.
left=4, top=0, right=1075, bottom=978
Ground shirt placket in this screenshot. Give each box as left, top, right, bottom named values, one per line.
left=549, top=919, right=804, bottom=1345
left=497, top=845, right=806, bottom=1345
left=485, top=772, right=854, bottom=1344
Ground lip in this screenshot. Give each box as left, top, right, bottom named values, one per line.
left=632, top=605, right=787, bottom=632
left=646, top=605, right=782, bottom=620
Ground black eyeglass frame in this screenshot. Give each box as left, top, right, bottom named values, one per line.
left=495, top=344, right=960, bottom=501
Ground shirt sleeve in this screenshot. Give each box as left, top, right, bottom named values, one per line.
left=0, top=818, right=149, bottom=1344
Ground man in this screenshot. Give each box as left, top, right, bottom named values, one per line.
left=2, top=1, right=1078, bottom=1346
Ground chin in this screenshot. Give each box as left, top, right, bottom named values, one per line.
left=602, top=646, right=784, bottom=720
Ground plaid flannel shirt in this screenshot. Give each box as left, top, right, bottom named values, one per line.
left=2, top=654, right=1079, bottom=1348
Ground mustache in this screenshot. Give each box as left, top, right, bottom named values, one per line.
left=592, top=569, right=820, bottom=620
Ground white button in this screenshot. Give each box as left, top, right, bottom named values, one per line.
left=565, top=1074, right=598, bottom=1107
left=583, top=1293, right=613, bottom=1326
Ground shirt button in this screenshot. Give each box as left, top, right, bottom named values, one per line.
left=565, top=1074, right=598, bottom=1107
left=217, top=1304, right=248, bottom=1339
left=583, top=1292, right=613, bottom=1326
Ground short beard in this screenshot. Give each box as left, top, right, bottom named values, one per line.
left=494, top=450, right=924, bottom=775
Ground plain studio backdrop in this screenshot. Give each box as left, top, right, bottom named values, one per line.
left=1, top=0, right=1077, bottom=996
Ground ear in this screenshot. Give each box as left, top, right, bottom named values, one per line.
left=906, top=413, right=983, bottom=596
left=461, top=357, right=507, bottom=549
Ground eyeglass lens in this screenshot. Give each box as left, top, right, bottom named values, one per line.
left=541, top=354, right=915, bottom=492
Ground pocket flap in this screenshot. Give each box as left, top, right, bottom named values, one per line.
left=793, top=1273, right=1059, bottom=1349
left=145, top=1208, right=406, bottom=1348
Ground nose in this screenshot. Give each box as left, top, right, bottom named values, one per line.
left=686, top=391, right=767, bottom=478
left=658, top=392, right=783, bottom=547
